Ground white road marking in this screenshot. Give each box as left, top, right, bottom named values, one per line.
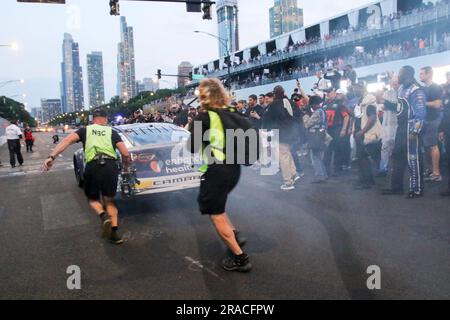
left=185, top=256, right=224, bottom=281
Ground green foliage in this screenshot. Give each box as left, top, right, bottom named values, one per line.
left=0, top=96, right=36, bottom=127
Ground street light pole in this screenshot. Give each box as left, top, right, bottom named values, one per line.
left=0, top=79, right=25, bottom=90
left=194, top=30, right=232, bottom=88
left=0, top=43, right=19, bottom=50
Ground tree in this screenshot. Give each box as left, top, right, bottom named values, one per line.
left=0, top=96, right=36, bottom=127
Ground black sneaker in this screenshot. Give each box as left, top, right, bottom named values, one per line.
left=234, top=230, right=247, bottom=247
left=406, top=192, right=423, bottom=199
left=101, top=219, right=112, bottom=238
left=222, top=254, right=252, bottom=272
left=109, top=231, right=124, bottom=245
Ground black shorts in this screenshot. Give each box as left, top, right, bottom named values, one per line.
left=84, top=160, right=119, bottom=200
left=198, top=164, right=241, bottom=215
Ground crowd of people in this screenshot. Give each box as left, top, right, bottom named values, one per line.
left=231, top=31, right=450, bottom=90
left=185, top=66, right=450, bottom=198
left=199, top=0, right=450, bottom=79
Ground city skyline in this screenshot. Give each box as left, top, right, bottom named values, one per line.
left=0, top=0, right=374, bottom=108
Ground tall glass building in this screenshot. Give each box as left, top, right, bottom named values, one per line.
left=269, top=0, right=304, bottom=39
left=117, top=17, right=136, bottom=102
left=87, top=52, right=105, bottom=109
left=60, top=33, right=84, bottom=113
left=216, top=0, right=239, bottom=57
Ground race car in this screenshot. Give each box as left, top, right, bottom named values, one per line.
left=73, top=123, right=202, bottom=198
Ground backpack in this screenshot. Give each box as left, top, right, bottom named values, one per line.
left=215, top=106, right=260, bottom=166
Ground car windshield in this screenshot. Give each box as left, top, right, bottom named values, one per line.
left=120, top=125, right=189, bottom=146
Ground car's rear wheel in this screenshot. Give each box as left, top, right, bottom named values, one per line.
left=74, top=157, right=84, bottom=188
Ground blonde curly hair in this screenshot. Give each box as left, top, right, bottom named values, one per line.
left=197, top=78, right=231, bottom=111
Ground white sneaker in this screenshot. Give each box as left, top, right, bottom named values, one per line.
left=281, top=183, right=295, bottom=191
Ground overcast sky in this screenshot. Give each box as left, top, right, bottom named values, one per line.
left=0, top=0, right=375, bottom=109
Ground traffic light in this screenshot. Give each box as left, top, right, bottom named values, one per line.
left=189, top=72, right=193, bottom=81
left=110, top=0, right=120, bottom=16
left=157, top=69, right=162, bottom=80
left=202, top=0, right=212, bottom=20
left=186, top=0, right=201, bottom=13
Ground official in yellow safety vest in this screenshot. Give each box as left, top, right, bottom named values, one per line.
left=188, top=78, right=252, bottom=273
left=43, top=109, right=131, bottom=244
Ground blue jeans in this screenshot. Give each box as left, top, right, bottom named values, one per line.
left=310, top=149, right=327, bottom=180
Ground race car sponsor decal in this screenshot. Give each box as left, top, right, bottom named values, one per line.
left=132, top=146, right=202, bottom=179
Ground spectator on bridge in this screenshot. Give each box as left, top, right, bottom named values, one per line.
left=419, top=66, right=444, bottom=182
left=5, top=120, right=23, bottom=168
left=439, top=71, right=450, bottom=196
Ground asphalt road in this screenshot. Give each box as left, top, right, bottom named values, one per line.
left=0, top=132, right=449, bottom=300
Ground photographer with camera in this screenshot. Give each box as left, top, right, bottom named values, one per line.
left=42, top=109, right=131, bottom=244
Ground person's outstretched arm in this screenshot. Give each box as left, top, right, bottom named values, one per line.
left=43, top=132, right=80, bottom=171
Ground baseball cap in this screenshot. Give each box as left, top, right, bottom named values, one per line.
left=92, top=108, right=108, bottom=118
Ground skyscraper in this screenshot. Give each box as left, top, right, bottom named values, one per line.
left=137, top=78, right=159, bottom=94
left=178, top=61, right=193, bottom=88
left=117, top=17, right=136, bottom=102
left=60, top=33, right=84, bottom=113
left=87, top=52, right=105, bottom=108
left=216, top=0, right=239, bottom=57
left=270, top=0, right=304, bottom=39
left=41, top=99, right=62, bottom=123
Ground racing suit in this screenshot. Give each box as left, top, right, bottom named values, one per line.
left=390, top=83, right=427, bottom=195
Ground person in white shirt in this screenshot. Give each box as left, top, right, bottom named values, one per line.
left=5, top=120, right=24, bottom=168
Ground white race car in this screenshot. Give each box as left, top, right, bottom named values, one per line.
left=74, top=123, right=201, bottom=198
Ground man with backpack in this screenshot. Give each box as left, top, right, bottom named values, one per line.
left=188, top=78, right=254, bottom=273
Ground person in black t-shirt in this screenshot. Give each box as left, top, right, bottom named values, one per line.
left=419, top=67, right=444, bottom=182
left=43, top=109, right=131, bottom=245
left=245, top=94, right=264, bottom=129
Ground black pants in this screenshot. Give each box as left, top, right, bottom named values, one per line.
left=391, top=135, right=424, bottom=194
left=26, top=140, right=33, bottom=152
left=7, top=139, right=23, bottom=167
left=356, top=140, right=381, bottom=185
